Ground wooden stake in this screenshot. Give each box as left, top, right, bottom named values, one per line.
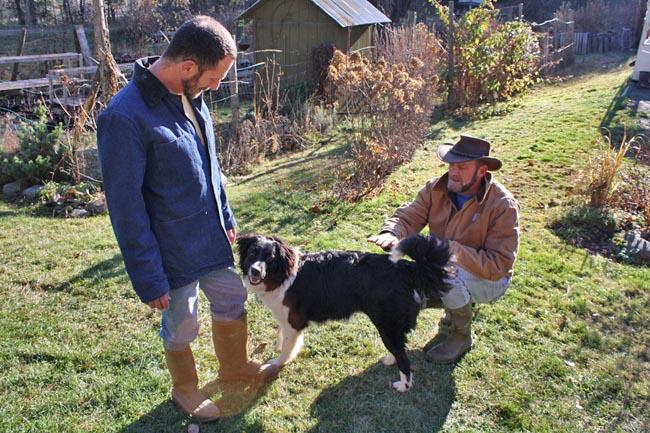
left=229, top=55, right=240, bottom=135
left=447, top=1, right=455, bottom=109
left=11, top=27, right=27, bottom=81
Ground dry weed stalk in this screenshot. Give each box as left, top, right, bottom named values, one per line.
left=217, top=57, right=314, bottom=174
left=574, top=127, right=643, bottom=208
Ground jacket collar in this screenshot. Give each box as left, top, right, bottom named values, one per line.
left=133, top=56, right=204, bottom=109
left=433, top=172, right=493, bottom=204
left=133, top=56, right=170, bottom=108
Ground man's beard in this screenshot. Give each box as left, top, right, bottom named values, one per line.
left=447, top=166, right=481, bottom=193
left=182, top=74, right=202, bottom=99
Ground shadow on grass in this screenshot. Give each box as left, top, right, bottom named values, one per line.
left=599, top=77, right=644, bottom=138
left=306, top=355, right=457, bottom=433
left=236, top=143, right=347, bottom=187
left=548, top=205, right=649, bottom=266
left=0, top=209, right=15, bottom=218
left=46, top=253, right=127, bottom=293
left=560, top=52, right=634, bottom=81
left=120, top=383, right=272, bottom=433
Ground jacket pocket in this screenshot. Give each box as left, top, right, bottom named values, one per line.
left=151, top=131, right=203, bottom=188
left=153, top=208, right=212, bottom=276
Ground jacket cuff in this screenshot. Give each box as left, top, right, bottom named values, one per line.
left=134, top=279, right=170, bottom=304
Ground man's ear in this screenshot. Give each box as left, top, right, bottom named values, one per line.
left=179, top=59, right=199, bottom=77
left=478, top=162, right=489, bottom=177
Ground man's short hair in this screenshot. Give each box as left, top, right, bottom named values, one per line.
left=162, top=15, right=237, bottom=72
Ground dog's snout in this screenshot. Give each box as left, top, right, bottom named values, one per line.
left=250, top=261, right=266, bottom=278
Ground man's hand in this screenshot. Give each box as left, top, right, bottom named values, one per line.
left=147, top=293, right=170, bottom=310
left=226, top=228, right=237, bottom=245
left=367, top=232, right=399, bottom=251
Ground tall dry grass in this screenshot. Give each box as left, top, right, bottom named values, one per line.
left=572, top=128, right=643, bottom=209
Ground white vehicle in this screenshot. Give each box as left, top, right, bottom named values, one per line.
left=633, top=0, right=650, bottom=86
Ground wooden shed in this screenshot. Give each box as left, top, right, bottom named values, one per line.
left=236, top=0, right=391, bottom=82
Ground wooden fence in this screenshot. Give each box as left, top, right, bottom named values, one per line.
left=574, top=28, right=634, bottom=55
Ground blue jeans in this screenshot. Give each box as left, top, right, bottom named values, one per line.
left=440, top=267, right=511, bottom=309
left=160, top=267, right=246, bottom=351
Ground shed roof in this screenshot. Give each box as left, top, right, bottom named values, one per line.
left=237, top=0, right=391, bottom=28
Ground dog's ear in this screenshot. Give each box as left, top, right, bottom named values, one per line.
left=236, top=234, right=258, bottom=268
left=272, top=237, right=297, bottom=278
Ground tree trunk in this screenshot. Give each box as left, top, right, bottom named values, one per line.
left=93, top=0, right=121, bottom=100
left=80, top=0, right=86, bottom=22
left=26, top=0, right=37, bottom=25
left=14, top=0, right=26, bottom=25
left=62, top=0, right=74, bottom=23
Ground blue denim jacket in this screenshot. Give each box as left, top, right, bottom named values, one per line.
left=97, top=57, right=236, bottom=303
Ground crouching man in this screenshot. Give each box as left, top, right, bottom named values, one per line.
left=368, top=135, right=520, bottom=363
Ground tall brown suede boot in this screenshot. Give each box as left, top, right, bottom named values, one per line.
left=212, top=314, right=279, bottom=386
left=424, top=298, right=452, bottom=327
left=165, top=347, right=221, bottom=422
left=424, top=301, right=473, bottom=364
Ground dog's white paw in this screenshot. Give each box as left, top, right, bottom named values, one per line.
left=380, top=354, right=396, bottom=366
left=390, top=372, right=412, bottom=393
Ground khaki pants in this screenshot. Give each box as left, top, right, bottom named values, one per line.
left=440, top=267, right=511, bottom=309
left=160, top=267, right=246, bottom=351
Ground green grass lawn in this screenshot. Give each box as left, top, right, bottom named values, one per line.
left=1, top=53, right=648, bottom=433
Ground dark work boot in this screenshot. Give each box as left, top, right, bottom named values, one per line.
left=424, top=301, right=472, bottom=364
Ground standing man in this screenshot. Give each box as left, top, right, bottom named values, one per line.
left=97, top=16, right=277, bottom=423
left=368, top=135, right=520, bottom=364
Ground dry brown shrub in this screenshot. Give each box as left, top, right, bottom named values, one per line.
left=375, top=23, right=444, bottom=85
left=328, top=49, right=439, bottom=201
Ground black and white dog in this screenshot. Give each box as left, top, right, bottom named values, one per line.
left=237, top=233, right=451, bottom=392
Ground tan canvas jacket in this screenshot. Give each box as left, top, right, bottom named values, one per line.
left=381, top=172, right=520, bottom=281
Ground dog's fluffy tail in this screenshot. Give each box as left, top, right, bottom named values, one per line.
left=389, top=234, right=452, bottom=295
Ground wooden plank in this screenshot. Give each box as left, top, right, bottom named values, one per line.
left=0, top=26, right=90, bottom=37
left=47, top=62, right=133, bottom=77
left=0, top=77, right=52, bottom=92
left=11, top=27, right=27, bottom=81
left=0, top=53, right=81, bottom=65
left=74, top=24, right=94, bottom=66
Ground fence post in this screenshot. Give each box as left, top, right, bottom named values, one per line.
left=407, top=10, right=417, bottom=37
left=543, top=33, right=550, bottom=67
left=518, top=3, right=524, bottom=20
left=229, top=55, right=240, bottom=135
left=447, top=1, right=455, bottom=109
left=11, top=27, right=27, bottom=81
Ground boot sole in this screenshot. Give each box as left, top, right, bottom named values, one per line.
left=171, top=396, right=221, bottom=423
left=424, top=346, right=472, bottom=364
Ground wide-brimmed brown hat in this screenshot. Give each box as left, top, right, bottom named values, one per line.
left=437, top=135, right=502, bottom=171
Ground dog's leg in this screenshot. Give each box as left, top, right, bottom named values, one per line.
left=269, top=325, right=304, bottom=368
left=378, top=331, right=412, bottom=393
left=389, top=348, right=412, bottom=393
